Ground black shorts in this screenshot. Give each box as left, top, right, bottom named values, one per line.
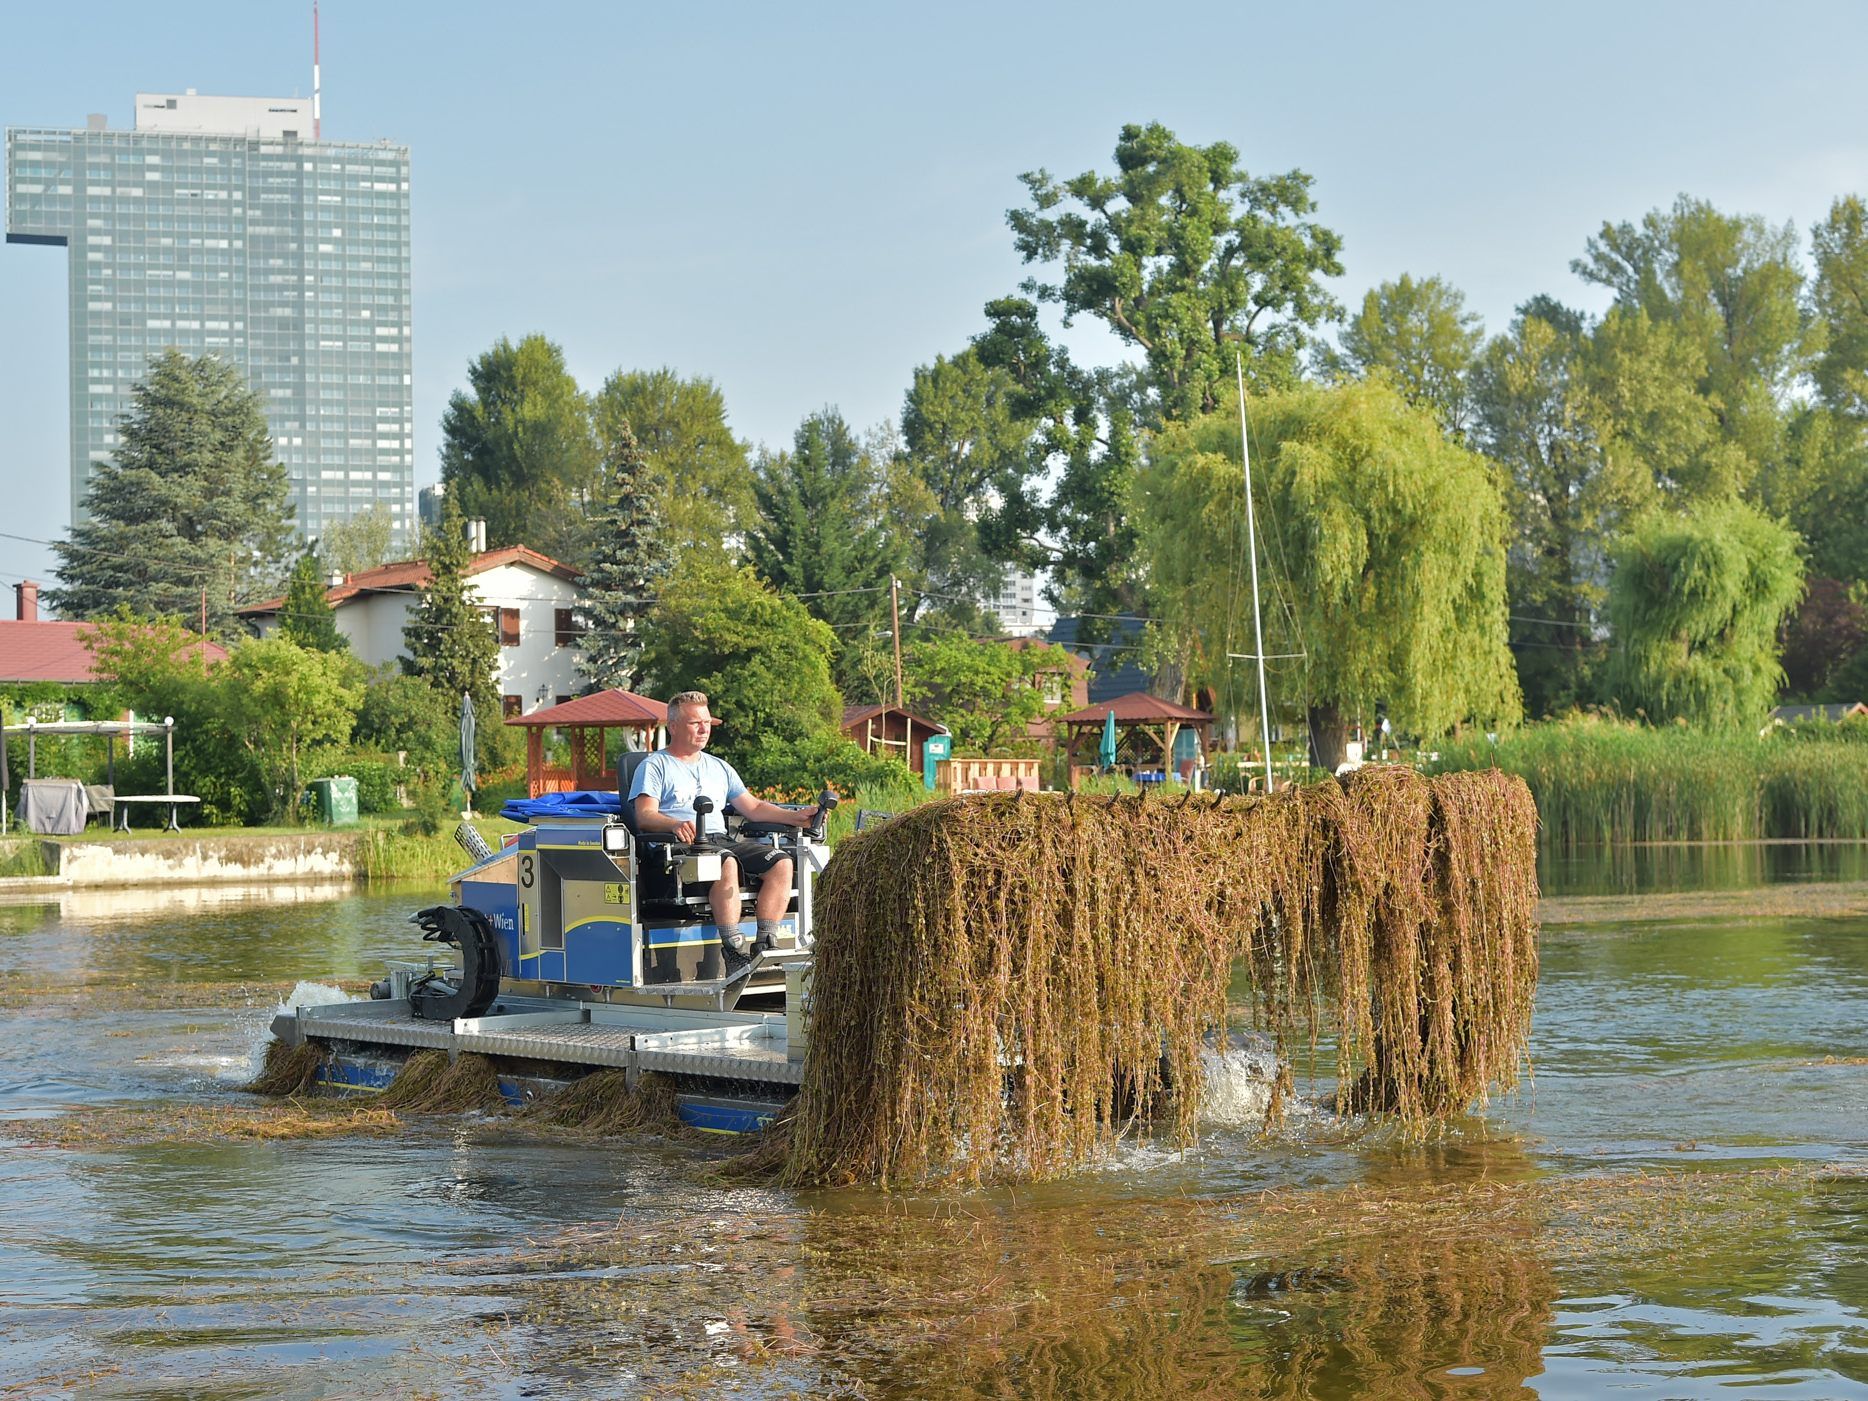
left=720, top=838, right=790, bottom=880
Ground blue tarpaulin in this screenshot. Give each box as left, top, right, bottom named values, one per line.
left=500, top=790, right=623, bottom=822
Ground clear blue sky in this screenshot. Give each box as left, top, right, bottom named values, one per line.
left=4, top=0, right=1866, bottom=597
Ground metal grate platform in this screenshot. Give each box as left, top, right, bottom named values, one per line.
left=292, top=996, right=801, bottom=1085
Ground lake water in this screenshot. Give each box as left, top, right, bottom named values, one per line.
left=1, top=853, right=1865, bottom=1398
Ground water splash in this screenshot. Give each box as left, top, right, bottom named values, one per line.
left=1198, top=1035, right=1292, bottom=1130
left=230, top=980, right=359, bottom=1080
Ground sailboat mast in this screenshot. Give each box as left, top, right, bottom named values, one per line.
left=1237, top=352, right=1275, bottom=794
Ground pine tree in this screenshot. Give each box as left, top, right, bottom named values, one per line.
left=279, top=550, right=348, bottom=652
left=577, top=418, right=671, bottom=691
left=402, top=494, right=499, bottom=717
left=46, top=349, right=294, bottom=632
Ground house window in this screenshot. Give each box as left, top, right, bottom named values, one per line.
left=1041, top=674, right=1064, bottom=706
left=502, top=694, right=522, bottom=718
left=498, top=607, right=520, bottom=647
left=555, top=694, right=572, bottom=707
left=554, top=607, right=581, bottom=647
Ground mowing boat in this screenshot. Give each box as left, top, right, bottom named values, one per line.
left=269, top=759, right=840, bottom=1134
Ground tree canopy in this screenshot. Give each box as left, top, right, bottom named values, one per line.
left=1008, top=120, right=1343, bottom=416
left=592, top=368, right=753, bottom=563
left=1141, top=380, right=1521, bottom=769
left=1331, top=273, right=1482, bottom=439
left=905, top=635, right=1071, bottom=756
left=48, top=350, right=294, bottom=634
left=439, top=334, right=597, bottom=561
left=748, top=409, right=908, bottom=690
left=638, top=555, right=844, bottom=788
left=1606, top=500, right=1804, bottom=728
left=279, top=550, right=347, bottom=653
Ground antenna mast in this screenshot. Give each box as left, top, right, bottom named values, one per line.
left=312, top=2, right=322, bottom=140
left=1237, top=351, right=1275, bottom=795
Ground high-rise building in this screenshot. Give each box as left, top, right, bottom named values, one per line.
left=991, top=567, right=1048, bottom=636
left=5, top=92, right=412, bottom=544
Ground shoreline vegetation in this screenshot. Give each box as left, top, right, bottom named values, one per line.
left=1431, top=717, right=1868, bottom=847
left=8, top=728, right=1868, bottom=886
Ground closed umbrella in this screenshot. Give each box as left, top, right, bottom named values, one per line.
left=1098, top=708, right=1118, bottom=772
left=459, top=692, right=477, bottom=813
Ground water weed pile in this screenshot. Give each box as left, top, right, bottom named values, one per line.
left=786, top=768, right=1539, bottom=1187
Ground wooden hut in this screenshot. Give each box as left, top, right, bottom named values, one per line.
left=841, top=703, right=947, bottom=777
left=508, top=689, right=665, bottom=797
left=1056, top=692, right=1215, bottom=786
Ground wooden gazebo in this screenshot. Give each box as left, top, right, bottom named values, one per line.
left=508, top=689, right=665, bottom=798
left=1057, top=692, right=1214, bottom=784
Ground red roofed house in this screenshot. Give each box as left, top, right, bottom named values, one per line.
left=241, top=538, right=586, bottom=718
left=0, top=581, right=228, bottom=686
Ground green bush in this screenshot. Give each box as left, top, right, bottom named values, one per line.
left=737, top=731, right=914, bottom=800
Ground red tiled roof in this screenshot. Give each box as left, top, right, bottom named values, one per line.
left=841, top=702, right=948, bottom=733
left=0, top=620, right=227, bottom=683
left=240, top=544, right=582, bottom=615
left=1055, top=691, right=1213, bottom=725
left=506, top=688, right=666, bottom=728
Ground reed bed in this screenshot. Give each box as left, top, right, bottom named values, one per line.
left=1434, top=718, right=1868, bottom=846
left=784, top=768, right=1539, bottom=1187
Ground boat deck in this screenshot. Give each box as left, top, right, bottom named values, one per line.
left=276, top=995, right=802, bottom=1087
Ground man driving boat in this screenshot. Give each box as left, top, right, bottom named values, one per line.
left=627, top=690, right=814, bottom=961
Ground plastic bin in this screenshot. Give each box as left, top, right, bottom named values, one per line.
left=310, top=775, right=359, bottom=826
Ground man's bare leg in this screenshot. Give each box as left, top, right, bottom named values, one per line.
left=712, top=855, right=750, bottom=954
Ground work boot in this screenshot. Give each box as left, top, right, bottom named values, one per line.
left=721, top=926, right=753, bottom=958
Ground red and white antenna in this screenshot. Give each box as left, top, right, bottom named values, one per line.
left=312, top=2, right=322, bottom=140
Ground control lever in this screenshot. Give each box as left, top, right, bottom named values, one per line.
left=692, top=794, right=716, bottom=845
left=806, top=787, right=840, bottom=841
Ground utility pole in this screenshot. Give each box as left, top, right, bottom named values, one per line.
left=890, top=575, right=905, bottom=708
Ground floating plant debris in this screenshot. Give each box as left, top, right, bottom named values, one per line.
left=786, top=769, right=1540, bottom=1186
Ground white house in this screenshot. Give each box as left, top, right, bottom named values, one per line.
left=242, top=543, right=587, bottom=716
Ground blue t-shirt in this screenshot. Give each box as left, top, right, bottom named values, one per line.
left=626, top=751, right=748, bottom=838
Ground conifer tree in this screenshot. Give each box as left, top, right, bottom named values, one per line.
left=279, top=550, right=348, bottom=652
left=578, top=418, right=671, bottom=691
left=402, top=494, right=499, bottom=719
left=47, top=349, right=293, bottom=632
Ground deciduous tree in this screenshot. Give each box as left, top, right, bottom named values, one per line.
left=318, top=503, right=399, bottom=576
left=905, top=634, right=1070, bottom=755
left=638, top=555, right=843, bottom=785
left=1141, top=381, right=1521, bottom=771
left=1331, top=274, right=1482, bottom=439
left=1606, top=500, right=1803, bottom=728
left=221, top=636, right=363, bottom=822
left=440, top=335, right=596, bottom=561
left=592, top=368, right=753, bottom=563
left=1009, top=120, right=1344, bottom=416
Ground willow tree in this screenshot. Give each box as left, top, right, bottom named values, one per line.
left=1605, top=500, right=1803, bottom=728
left=1140, top=380, right=1521, bottom=770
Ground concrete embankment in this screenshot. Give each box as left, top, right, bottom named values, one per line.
left=0, top=833, right=366, bottom=890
